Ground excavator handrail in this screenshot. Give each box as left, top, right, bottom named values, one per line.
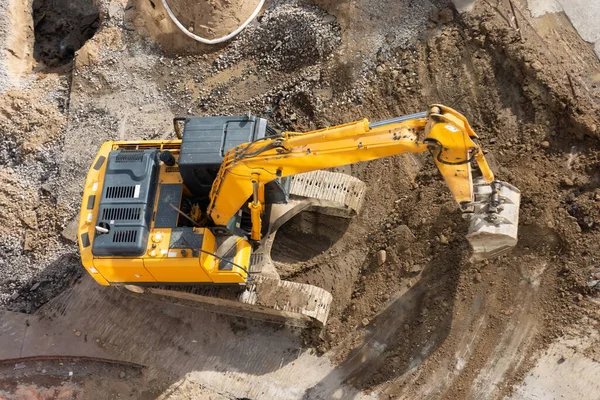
left=369, top=111, right=428, bottom=128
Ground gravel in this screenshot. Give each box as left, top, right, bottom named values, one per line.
left=215, top=2, right=342, bottom=71
left=0, top=0, right=14, bottom=93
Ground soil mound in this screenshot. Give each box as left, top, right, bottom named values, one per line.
left=216, top=3, right=341, bottom=71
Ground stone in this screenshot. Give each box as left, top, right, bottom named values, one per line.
left=376, top=65, right=385, bottom=75
left=541, top=141, right=550, bottom=149
left=439, top=234, right=449, bottom=244
left=474, top=272, right=483, bottom=283
left=30, top=282, right=41, bottom=291
left=439, top=8, right=454, bottom=24
left=10, top=292, right=19, bottom=300
left=75, top=331, right=82, bottom=337
left=323, top=14, right=336, bottom=24
left=119, top=370, right=126, bottom=379
left=531, top=60, right=543, bottom=72
left=21, top=210, right=38, bottom=229
left=562, top=178, right=574, bottom=187
left=376, top=250, right=387, bottom=266
left=60, top=218, right=79, bottom=243
left=405, top=264, right=424, bottom=273
left=361, top=318, right=370, bottom=327
left=395, top=225, right=416, bottom=241
left=558, top=355, right=567, bottom=363
left=41, top=183, right=53, bottom=194
left=23, top=231, right=35, bottom=251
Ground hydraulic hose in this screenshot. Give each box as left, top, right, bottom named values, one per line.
left=161, top=0, right=265, bottom=44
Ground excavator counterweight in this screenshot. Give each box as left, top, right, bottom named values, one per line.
left=77, top=106, right=520, bottom=327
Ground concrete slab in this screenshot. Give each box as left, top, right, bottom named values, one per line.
left=0, top=311, right=28, bottom=359
left=529, top=0, right=600, bottom=58
left=508, top=334, right=600, bottom=399
left=528, top=0, right=600, bottom=56
left=452, top=0, right=600, bottom=58
left=0, top=276, right=373, bottom=399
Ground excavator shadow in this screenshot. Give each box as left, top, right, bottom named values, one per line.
left=303, top=242, right=464, bottom=399
left=0, top=274, right=320, bottom=392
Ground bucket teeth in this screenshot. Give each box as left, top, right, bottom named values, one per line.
left=467, top=178, right=521, bottom=261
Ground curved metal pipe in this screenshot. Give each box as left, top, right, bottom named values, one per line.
left=161, top=0, right=265, bottom=44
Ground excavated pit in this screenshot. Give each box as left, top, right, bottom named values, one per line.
left=32, top=0, right=99, bottom=68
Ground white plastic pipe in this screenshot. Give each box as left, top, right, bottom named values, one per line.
left=161, top=0, right=265, bottom=44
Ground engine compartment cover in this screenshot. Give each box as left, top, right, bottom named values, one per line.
left=92, top=149, right=158, bottom=257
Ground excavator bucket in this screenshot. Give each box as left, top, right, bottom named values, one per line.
left=466, top=178, right=521, bottom=261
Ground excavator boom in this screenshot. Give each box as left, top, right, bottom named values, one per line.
left=207, top=105, right=518, bottom=256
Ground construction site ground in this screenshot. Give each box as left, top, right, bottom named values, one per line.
left=1, top=0, right=600, bottom=398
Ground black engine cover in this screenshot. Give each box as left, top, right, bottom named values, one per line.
left=92, top=149, right=158, bottom=256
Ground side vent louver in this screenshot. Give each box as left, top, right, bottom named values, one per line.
left=105, top=186, right=136, bottom=199
left=115, top=151, right=144, bottom=163
left=101, top=207, right=142, bottom=221
left=113, top=230, right=138, bottom=243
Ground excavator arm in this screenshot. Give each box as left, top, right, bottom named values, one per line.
left=207, top=105, right=520, bottom=258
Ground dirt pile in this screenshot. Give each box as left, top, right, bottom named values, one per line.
left=300, top=3, right=600, bottom=397
left=215, top=3, right=341, bottom=71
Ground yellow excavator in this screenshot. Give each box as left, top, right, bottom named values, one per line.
left=77, top=105, right=520, bottom=327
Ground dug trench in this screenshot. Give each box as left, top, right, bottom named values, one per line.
left=0, top=0, right=599, bottom=398
left=32, top=0, right=100, bottom=69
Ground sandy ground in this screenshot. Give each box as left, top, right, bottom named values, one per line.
left=164, top=0, right=262, bottom=40
left=1, top=0, right=600, bottom=399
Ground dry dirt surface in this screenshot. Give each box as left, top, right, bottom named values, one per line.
left=0, top=356, right=155, bottom=399
left=1, top=0, right=600, bottom=398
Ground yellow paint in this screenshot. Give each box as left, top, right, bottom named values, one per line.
left=208, top=237, right=251, bottom=284
left=79, top=141, right=113, bottom=286
left=94, top=258, right=154, bottom=283
left=79, top=105, right=498, bottom=287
